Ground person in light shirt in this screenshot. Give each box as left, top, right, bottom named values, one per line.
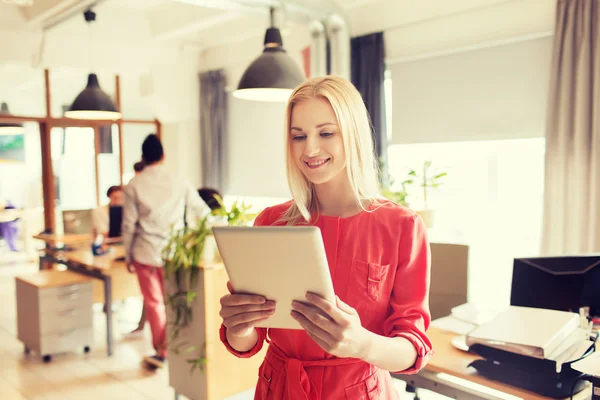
left=125, top=159, right=147, bottom=337
left=133, top=160, right=145, bottom=175
left=91, top=185, right=124, bottom=238
left=122, top=134, right=209, bottom=369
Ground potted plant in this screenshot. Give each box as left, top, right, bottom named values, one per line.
left=413, top=160, right=447, bottom=228
left=379, top=157, right=414, bottom=208
left=201, top=195, right=257, bottom=264
left=381, top=160, right=447, bottom=228
left=380, top=175, right=414, bottom=208
left=162, top=198, right=257, bottom=399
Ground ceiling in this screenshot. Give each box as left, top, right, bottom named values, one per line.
left=0, top=0, right=557, bottom=93
left=0, top=0, right=361, bottom=49
left=0, top=0, right=556, bottom=53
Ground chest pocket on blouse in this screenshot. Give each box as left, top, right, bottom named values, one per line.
left=350, top=260, right=390, bottom=301
left=346, top=260, right=391, bottom=328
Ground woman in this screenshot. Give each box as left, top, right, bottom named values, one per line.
left=219, top=76, right=433, bottom=399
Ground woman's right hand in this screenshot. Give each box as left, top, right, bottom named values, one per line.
left=219, top=281, right=276, bottom=338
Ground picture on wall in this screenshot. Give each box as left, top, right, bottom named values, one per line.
left=0, top=134, right=25, bottom=162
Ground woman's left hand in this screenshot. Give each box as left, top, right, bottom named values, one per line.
left=291, top=293, right=371, bottom=359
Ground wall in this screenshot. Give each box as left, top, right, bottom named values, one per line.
left=226, top=94, right=289, bottom=198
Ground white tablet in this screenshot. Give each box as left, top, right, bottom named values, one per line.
left=212, top=226, right=335, bottom=330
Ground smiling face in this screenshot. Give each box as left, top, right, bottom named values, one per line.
left=289, top=97, right=346, bottom=186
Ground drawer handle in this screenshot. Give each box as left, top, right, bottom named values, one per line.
left=61, top=308, right=78, bottom=316
left=58, top=286, right=79, bottom=295
left=58, top=293, right=79, bottom=301
left=59, top=329, right=76, bottom=337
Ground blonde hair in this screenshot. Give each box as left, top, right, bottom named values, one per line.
left=281, top=76, right=381, bottom=225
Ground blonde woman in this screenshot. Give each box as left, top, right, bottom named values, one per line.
left=219, top=76, right=433, bottom=399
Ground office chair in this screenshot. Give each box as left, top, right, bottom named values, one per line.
left=406, top=242, right=469, bottom=399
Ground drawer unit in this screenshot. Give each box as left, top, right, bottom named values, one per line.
left=16, top=270, right=94, bottom=363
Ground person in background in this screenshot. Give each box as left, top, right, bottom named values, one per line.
left=0, top=199, right=20, bottom=252
left=126, top=160, right=148, bottom=337
left=122, top=134, right=209, bottom=369
left=134, top=160, right=145, bottom=175
left=91, top=186, right=124, bottom=238
left=218, top=76, right=433, bottom=399
left=197, top=187, right=223, bottom=211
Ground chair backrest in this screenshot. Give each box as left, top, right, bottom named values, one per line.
left=429, top=242, right=469, bottom=320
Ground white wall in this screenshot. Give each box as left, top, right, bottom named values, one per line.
left=226, top=94, right=290, bottom=198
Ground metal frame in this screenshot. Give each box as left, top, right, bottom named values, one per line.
left=393, top=370, right=594, bottom=400
left=393, top=370, right=517, bottom=400
left=39, top=251, right=114, bottom=356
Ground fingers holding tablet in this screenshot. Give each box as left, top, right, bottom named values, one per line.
left=291, top=292, right=370, bottom=359
left=219, top=288, right=276, bottom=337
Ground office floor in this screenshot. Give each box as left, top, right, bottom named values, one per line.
left=0, top=258, right=448, bottom=400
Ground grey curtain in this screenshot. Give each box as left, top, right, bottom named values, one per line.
left=541, top=0, right=600, bottom=255
left=351, top=31, right=388, bottom=184
left=98, top=125, right=113, bottom=154
left=199, top=70, right=228, bottom=192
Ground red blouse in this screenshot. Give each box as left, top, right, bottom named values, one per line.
left=220, top=200, right=433, bottom=399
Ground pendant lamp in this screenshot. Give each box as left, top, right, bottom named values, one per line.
left=0, top=102, right=25, bottom=136
left=65, top=9, right=121, bottom=120
left=233, top=7, right=305, bottom=102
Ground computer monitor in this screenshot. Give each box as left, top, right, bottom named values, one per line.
left=108, top=206, right=123, bottom=238
left=510, top=255, right=600, bottom=317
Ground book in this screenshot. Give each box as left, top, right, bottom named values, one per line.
left=465, top=306, right=580, bottom=359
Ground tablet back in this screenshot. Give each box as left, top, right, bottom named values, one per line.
left=212, top=226, right=335, bottom=329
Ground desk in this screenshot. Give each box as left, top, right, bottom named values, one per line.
left=33, top=233, right=122, bottom=248
left=38, top=243, right=133, bottom=356
left=392, top=327, right=592, bottom=400
left=34, top=233, right=93, bottom=247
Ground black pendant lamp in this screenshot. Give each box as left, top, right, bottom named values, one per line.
left=233, top=7, right=305, bottom=102
left=65, top=9, right=121, bottom=120
left=0, top=102, right=25, bottom=136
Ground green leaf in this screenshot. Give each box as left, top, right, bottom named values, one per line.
left=183, top=345, right=197, bottom=354
left=186, top=291, right=197, bottom=307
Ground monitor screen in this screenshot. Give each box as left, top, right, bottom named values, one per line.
left=510, top=255, right=600, bottom=317
left=108, top=206, right=123, bottom=238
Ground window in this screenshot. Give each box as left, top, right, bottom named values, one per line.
left=387, top=138, right=546, bottom=306
left=51, top=127, right=97, bottom=211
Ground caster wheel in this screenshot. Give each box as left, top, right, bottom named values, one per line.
left=24, top=346, right=30, bottom=354
left=84, top=346, right=90, bottom=353
left=42, top=355, right=52, bottom=363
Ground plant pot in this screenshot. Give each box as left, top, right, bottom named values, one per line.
left=201, top=235, right=221, bottom=264
left=416, top=209, right=435, bottom=229
left=164, top=265, right=266, bottom=400
left=165, top=268, right=208, bottom=399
